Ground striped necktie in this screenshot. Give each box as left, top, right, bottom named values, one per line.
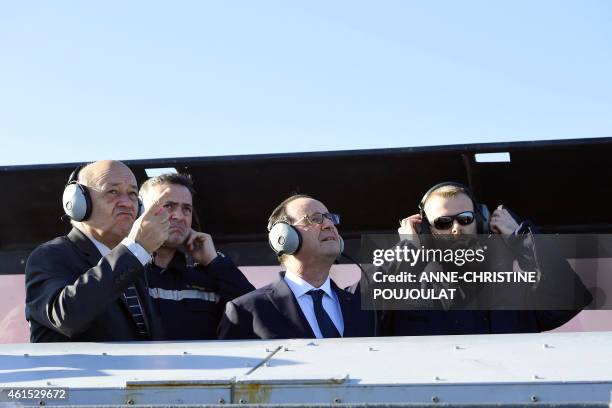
left=124, top=285, right=149, bottom=339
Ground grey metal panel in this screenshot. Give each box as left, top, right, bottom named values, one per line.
left=0, top=332, right=611, bottom=406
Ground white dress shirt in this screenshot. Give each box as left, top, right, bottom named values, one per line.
left=284, top=271, right=344, bottom=338
left=76, top=226, right=151, bottom=266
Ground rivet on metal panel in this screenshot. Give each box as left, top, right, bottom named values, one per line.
left=532, top=374, right=543, bottom=380
left=434, top=376, right=443, bottom=381
left=218, top=398, right=225, bottom=404
left=183, top=351, right=190, bottom=355
left=368, top=347, right=379, bottom=352
left=530, top=395, right=539, bottom=402
left=46, top=381, right=52, bottom=386
left=264, top=362, right=271, bottom=367
left=127, top=399, right=134, bottom=405
left=283, top=347, right=292, bottom=352
left=23, top=353, right=29, bottom=357
left=20, top=259, right=25, bottom=265
left=265, top=348, right=272, bottom=352
left=244, top=363, right=252, bottom=367
left=431, top=396, right=439, bottom=403
left=333, top=397, right=342, bottom=403
left=102, top=352, right=107, bottom=356
left=38, top=400, right=45, bottom=406
left=307, top=341, right=318, bottom=346
left=454, top=345, right=464, bottom=350
left=239, top=399, right=247, bottom=404
left=542, top=343, right=553, bottom=349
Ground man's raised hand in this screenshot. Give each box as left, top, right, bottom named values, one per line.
left=185, top=229, right=218, bottom=266
left=128, top=188, right=171, bottom=253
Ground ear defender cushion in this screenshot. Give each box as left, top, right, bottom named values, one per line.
left=62, top=182, right=92, bottom=221
left=476, top=203, right=490, bottom=234
left=337, top=235, right=345, bottom=255
left=137, top=196, right=144, bottom=218
left=268, top=222, right=302, bottom=255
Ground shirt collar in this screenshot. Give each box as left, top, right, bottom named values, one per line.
left=75, top=225, right=111, bottom=257
left=284, top=270, right=334, bottom=299
left=153, top=250, right=188, bottom=275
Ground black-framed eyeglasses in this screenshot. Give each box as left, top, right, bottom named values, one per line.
left=432, top=211, right=475, bottom=230
left=295, top=212, right=340, bottom=226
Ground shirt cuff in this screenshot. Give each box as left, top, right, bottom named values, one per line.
left=120, top=237, right=152, bottom=266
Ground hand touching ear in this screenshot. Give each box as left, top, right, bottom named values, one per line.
left=490, top=205, right=519, bottom=235
left=185, top=229, right=218, bottom=266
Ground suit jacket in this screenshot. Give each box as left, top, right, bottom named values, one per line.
left=217, top=272, right=376, bottom=340
left=25, top=228, right=165, bottom=342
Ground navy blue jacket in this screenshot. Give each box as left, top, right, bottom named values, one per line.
left=145, top=251, right=254, bottom=340
left=218, top=272, right=377, bottom=340
left=26, top=228, right=165, bottom=342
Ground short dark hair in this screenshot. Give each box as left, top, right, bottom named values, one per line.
left=139, top=173, right=196, bottom=197
left=267, top=194, right=312, bottom=231
left=139, top=173, right=200, bottom=229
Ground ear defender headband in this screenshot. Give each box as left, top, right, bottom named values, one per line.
left=62, top=164, right=144, bottom=222
left=267, top=218, right=345, bottom=256
left=418, top=181, right=489, bottom=234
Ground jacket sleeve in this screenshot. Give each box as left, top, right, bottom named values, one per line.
left=508, top=223, right=593, bottom=330
left=515, top=224, right=592, bottom=310
left=203, top=256, right=255, bottom=300
left=217, top=300, right=257, bottom=340
left=25, top=242, right=144, bottom=338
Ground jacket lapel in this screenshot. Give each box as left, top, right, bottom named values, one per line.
left=266, top=272, right=315, bottom=338
left=66, top=228, right=142, bottom=332
left=67, top=228, right=103, bottom=267
left=332, top=279, right=357, bottom=337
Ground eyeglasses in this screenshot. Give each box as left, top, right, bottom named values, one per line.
left=294, top=212, right=340, bottom=226
left=432, top=211, right=475, bottom=230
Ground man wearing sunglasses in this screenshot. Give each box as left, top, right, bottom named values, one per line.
left=380, top=182, right=591, bottom=336
left=399, top=183, right=518, bottom=237
left=217, top=194, right=375, bottom=339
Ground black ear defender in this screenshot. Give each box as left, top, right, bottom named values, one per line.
left=267, top=220, right=345, bottom=256
left=62, top=164, right=144, bottom=222
left=418, top=181, right=490, bottom=234
left=134, top=196, right=145, bottom=219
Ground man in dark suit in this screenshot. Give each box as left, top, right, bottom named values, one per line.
left=217, top=194, right=375, bottom=339
left=25, top=160, right=171, bottom=342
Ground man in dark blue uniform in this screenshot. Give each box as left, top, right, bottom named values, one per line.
left=139, top=173, right=254, bottom=340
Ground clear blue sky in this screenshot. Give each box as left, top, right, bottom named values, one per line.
left=1, top=1, right=611, bottom=166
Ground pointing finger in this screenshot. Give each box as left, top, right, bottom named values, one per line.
left=146, top=187, right=173, bottom=214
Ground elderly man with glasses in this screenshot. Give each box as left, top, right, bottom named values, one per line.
left=379, top=182, right=592, bottom=336
left=217, top=194, right=376, bottom=339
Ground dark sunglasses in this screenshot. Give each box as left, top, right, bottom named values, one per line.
left=432, top=211, right=475, bottom=230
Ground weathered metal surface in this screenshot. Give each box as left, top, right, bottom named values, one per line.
left=1, top=332, right=611, bottom=406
